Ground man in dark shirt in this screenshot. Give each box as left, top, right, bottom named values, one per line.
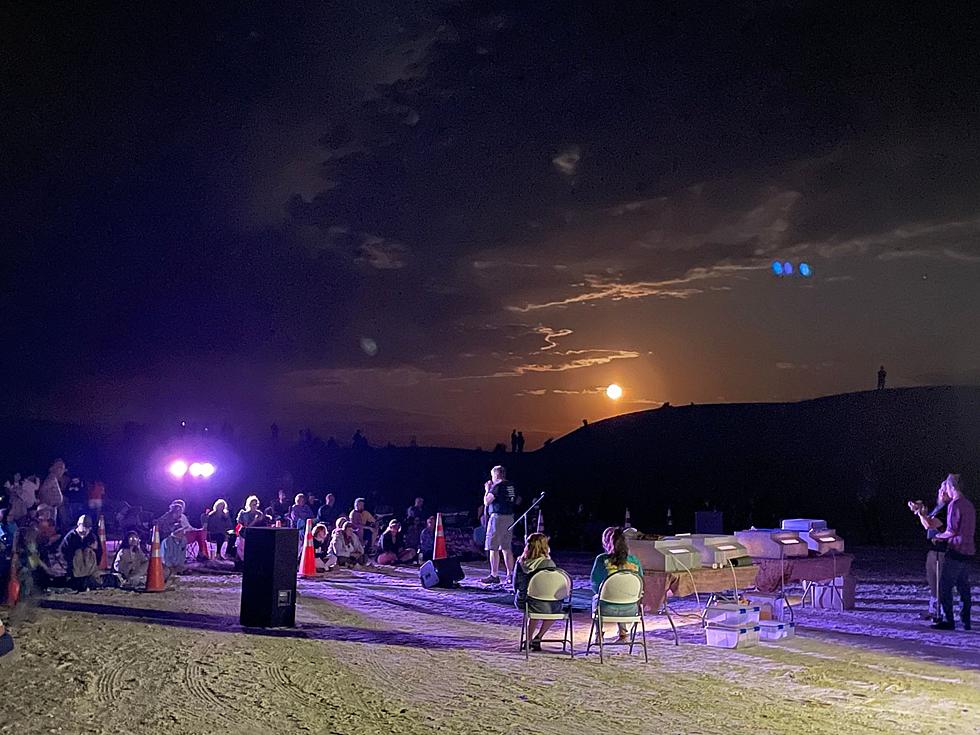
left=932, top=474, right=976, bottom=631
left=317, top=493, right=340, bottom=529
left=406, top=497, right=426, bottom=525
left=481, top=465, right=517, bottom=585
left=265, top=490, right=290, bottom=524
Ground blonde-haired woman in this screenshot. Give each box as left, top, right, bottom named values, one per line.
left=513, top=533, right=562, bottom=651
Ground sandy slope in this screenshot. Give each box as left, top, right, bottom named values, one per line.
left=1, top=550, right=978, bottom=735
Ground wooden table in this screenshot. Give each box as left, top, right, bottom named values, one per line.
left=642, top=564, right=759, bottom=613
left=752, top=553, right=854, bottom=593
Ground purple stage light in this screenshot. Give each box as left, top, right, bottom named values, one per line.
left=782, top=261, right=793, bottom=275
left=771, top=261, right=784, bottom=276
left=199, top=462, right=216, bottom=478
left=168, top=459, right=189, bottom=478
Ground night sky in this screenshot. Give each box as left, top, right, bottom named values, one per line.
left=3, top=2, right=979, bottom=447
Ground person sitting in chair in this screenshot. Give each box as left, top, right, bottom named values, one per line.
left=590, top=526, right=643, bottom=644
left=348, top=498, right=378, bottom=553
left=514, top=533, right=563, bottom=651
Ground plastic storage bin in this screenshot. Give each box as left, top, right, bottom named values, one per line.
left=705, top=624, right=761, bottom=649
left=758, top=619, right=796, bottom=641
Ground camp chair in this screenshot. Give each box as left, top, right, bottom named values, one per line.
left=586, top=571, right=648, bottom=663
left=519, top=569, right=574, bottom=660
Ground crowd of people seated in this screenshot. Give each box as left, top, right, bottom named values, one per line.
left=0, top=459, right=212, bottom=600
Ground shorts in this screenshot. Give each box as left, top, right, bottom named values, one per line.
left=485, top=514, right=514, bottom=551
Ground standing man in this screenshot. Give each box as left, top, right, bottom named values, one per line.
left=511, top=430, right=518, bottom=454
left=481, top=465, right=516, bottom=585
left=932, top=474, right=975, bottom=631
left=877, top=365, right=887, bottom=390
left=908, top=483, right=948, bottom=621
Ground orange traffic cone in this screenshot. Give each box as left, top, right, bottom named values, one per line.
left=299, top=519, right=317, bottom=577
left=536, top=510, right=544, bottom=535
left=433, top=512, right=448, bottom=561
left=97, top=515, right=109, bottom=570
left=5, top=530, right=20, bottom=607
left=145, top=525, right=166, bottom=592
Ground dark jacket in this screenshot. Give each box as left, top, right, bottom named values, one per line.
left=513, top=557, right=558, bottom=605
left=58, top=528, right=101, bottom=577
left=380, top=530, right=406, bottom=554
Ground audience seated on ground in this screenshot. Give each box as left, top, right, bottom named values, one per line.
left=316, top=493, right=340, bottom=529
left=348, top=498, right=378, bottom=553
left=514, top=532, right=563, bottom=651
left=377, top=519, right=417, bottom=565
left=289, top=493, right=315, bottom=530
left=328, top=520, right=367, bottom=567
left=161, top=526, right=188, bottom=574
left=590, top=526, right=644, bottom=644
left=113, top=531, right=149, bottom=588
left=311, top=523, right=335, bottom=571
left=0, top=616, right=13, bottom=658
left=58, top=515, right=103, bottom=591
left=418, top=516, right=436, bottom=562
left=265, top=489, right=291, bottom=525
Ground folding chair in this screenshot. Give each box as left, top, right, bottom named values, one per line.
left=586, top=571, right=648, bottom=663
left=519, top=569, right=574, bottom=660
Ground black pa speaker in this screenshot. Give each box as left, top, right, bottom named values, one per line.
left=419, top=557, right=465, bottom=589
left=240, top=527, right=299, bottom=627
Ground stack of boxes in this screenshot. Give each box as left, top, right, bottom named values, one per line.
left=704, top=600, right=797, bottom=647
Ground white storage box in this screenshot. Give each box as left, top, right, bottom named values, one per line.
left=811, top=575, right=856, bottom=610
left=744, top=592, right=788, bottom=622
left=758, top=620, right=796, bottom=641
left=705, top=623, right=760, bottom=649
left=703, top=602, right=761, bottom=627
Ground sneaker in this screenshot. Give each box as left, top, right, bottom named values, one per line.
left=930, top=620, right=955, bottom=630
left=530, top=639, right=542, bottom=652
left=479, top=575, right=501, bottom=585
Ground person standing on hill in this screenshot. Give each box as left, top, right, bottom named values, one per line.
left=877, top=365, right=887, bottom=390
left=931, top=474, right=975, bottom=631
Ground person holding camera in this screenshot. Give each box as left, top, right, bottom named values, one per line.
left=908, top=483, right=948, bottom=622
left=931, top=474, right=975, bottom=631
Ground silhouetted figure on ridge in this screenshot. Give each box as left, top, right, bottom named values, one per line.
left=877, top=365, right=887, bottom=390
left=516, top=431, right=525, bottom=453
left=511, top=430, right=518, bottom=453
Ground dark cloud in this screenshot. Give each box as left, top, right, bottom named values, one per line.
left=2, top=1, right=980, bottom=444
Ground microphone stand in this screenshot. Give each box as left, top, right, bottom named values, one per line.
left=509, top=492, right=545, bottom=542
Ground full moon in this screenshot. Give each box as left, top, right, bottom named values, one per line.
left=605, top=383, right=623, bottom=400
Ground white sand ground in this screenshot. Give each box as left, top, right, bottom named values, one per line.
left=1, top=549, right=978, bottom=735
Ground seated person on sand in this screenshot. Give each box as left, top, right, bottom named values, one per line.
left=18, top=525, right=58, bottom=596
left=113, top=531, right=149, bottom=588
left=161, top=526, right=188, bottom=574
left=377, top=520, right=417, bottom=565
left=205, top=499, right=235, bottom=560
left=234, top=495, right=269, bottom=562
left=58, top=515, right=103, bottom=591
left=348, top=498, right=378, bottom=553
left=311, top=523, right=335, bottom=571
left=289, top=493, right=316, bottom=530
left=0, top=615, right=13, bottom=658
left=418, top=516, right=436, bottom=563
left=514, top=533, right=564, bottom=652
left=328, top=520, right=367, bottom=567
left=171, top=499, right=209, bottom=560
left=590, top=526, right=644, bottom=644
